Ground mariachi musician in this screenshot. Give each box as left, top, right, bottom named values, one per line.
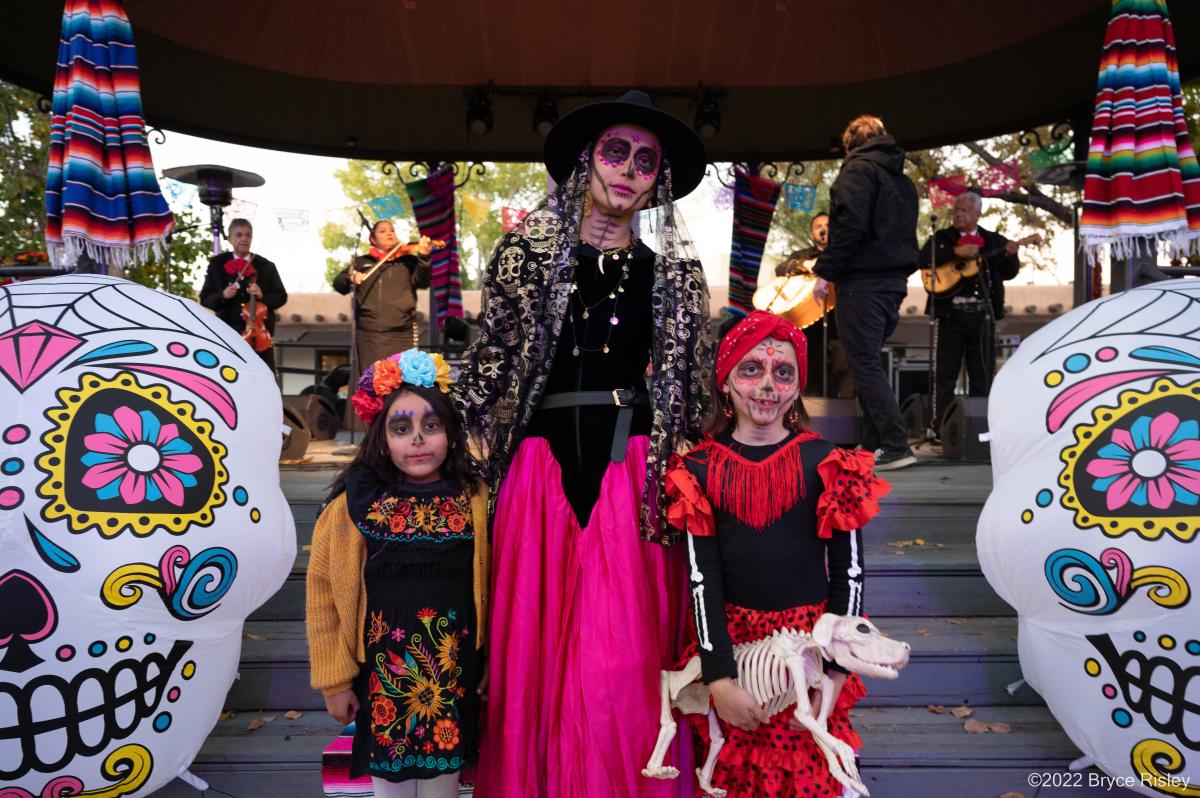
left=199, top=217, right=288, bottom=372
left=919, top=191, right=1022, bottom=427
left=332, top=219, right=433, bottom=372
left=773, top=211, right=851, bottom=397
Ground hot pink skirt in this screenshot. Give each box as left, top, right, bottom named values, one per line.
left=475, top=435, right=695, bottom=798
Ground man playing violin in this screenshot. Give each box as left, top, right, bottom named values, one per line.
left=332, top=219, right=433, bottom=374
left=919, top=191, right=1021, bottom=428
left=199, top=217, right=289, bottom=372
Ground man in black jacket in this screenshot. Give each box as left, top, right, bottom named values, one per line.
left=814, top=115, right=919, bottom=470
left=332, top=219, right=432, bottom=374
left=198, top=218, right=288, bottom=372
left=920, top=191, right=1021, bottom=428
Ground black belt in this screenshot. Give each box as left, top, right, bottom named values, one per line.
left=538, top=388, right=650, bottom=462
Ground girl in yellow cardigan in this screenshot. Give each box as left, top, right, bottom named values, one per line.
left=307, top=349, right=488, bottom=798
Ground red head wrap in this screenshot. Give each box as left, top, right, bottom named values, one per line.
left=716, top=310, right=808, bottom=390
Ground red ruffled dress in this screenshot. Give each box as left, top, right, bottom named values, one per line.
left=666, top=430, right=889, bottom=798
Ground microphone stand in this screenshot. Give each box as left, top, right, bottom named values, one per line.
left=926, top=213, right=939, bottom=441
left=347, top=210, right=371, bottom=446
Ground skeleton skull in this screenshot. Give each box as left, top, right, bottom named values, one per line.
left=811, top=614, right=911, bottom=679
left=0, top=276, right=295, bottom=795
left=979, top=280, right=1200, bottom=796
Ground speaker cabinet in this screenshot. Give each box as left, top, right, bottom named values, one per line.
left=284, top=393, right=338, bottom=441
left=940, top=397, right=990, bottom=461
left=281, top=403, right=310, bottom=460
left=804, top=398, right=861, bottom=447
left=900, top=392, right=931, bottom=439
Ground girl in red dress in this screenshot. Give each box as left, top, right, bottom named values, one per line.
left=666, top=311, right=890, bottom=798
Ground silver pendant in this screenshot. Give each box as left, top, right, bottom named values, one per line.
left=610, top=315, right=619, bottom=326
left=598, top=253, right=605, bottom=275
left=572, top=346, right=581, bottom=356
left=582, top=308, right=589, bottom=320
left=602, top=345, right=610, bottom=354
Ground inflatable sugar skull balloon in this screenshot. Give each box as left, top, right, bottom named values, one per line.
left=979, top=279, right=1200, bottom=797
left=0, top=276, right=295, bottom=795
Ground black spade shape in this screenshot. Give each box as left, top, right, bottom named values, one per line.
left=1072, top=393, right=1200, bottom=519
left=63, top=388, right=216, bottom=515
left=0, top=569, right=58, bottom=673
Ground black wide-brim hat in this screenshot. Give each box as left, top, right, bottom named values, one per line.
left=543, top=90, right=708, bottom=200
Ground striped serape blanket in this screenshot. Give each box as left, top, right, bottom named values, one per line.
left=45, top=0, right=173, bottom=271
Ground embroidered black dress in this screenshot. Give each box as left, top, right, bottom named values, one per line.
left=345, top=473, right=482, bottom=782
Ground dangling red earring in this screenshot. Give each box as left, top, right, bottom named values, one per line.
left=787, top=404, right=801, bottom=430
left=723, top=399, right=734, bottom=419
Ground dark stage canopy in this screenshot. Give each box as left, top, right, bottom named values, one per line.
left=7, top=1, right=1200, bottom=162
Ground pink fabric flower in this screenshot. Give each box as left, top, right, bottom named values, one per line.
left=1085, top=411, right=1200, bottom=511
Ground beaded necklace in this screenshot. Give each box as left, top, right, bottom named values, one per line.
left=566, top=242, right=636, bottom=357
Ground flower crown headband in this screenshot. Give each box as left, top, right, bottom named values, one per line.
left=350, top=348, right=453, bottom=425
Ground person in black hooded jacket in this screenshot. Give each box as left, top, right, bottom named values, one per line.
left=814, top=115, right=919, bottom=470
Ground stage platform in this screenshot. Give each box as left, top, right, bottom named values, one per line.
left=154, top=459, right=1139, bottom=798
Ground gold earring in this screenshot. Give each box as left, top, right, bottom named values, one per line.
left=723, top=400, right=734, bottom=419
left=583, top=193, right=593, bottom=217
left=787, top=404, right=801, bottom=429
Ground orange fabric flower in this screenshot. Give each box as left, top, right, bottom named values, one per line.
left=665, top=454, right=715, bottom=537
left=433, top=718, right=460, bottom=750
left=447, top=513, right=467, bottom=532
left=815, top=447, right=891, bottom=538
left=389, top=513, right=408, bottom=534
left=372, top=358, right=403, bottom=398
left=371, top=696, right=397, bottom=728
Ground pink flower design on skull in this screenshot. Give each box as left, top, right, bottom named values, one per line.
left=1085, top=411, right=1200, bottom=511
left=80, top=406, right=204, bottom=506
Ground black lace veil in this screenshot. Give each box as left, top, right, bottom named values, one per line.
left=457, top=144, right=712, bottom=544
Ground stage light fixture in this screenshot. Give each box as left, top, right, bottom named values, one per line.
left=466, top=92, right=493, bottom=137
left=694, top=94, right=720, bottom=141
left=533, top=95, right=559, bottom=137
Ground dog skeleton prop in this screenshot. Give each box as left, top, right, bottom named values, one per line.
left=642, top=614, right=910, bottom=797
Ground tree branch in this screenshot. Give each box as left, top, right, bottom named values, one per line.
left=989, top=190, right=1074, bottom=225
left=963, top=141, right=1002, bottom=167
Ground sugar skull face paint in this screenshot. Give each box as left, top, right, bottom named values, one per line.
left=589, top=124, right=662, bottom=216
left=385, top=391, right=448, bottom=483
left=723, top=339, right=800, bottom=433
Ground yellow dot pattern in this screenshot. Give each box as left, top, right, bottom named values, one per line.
left=220, top=366, right=238, bottom=383
left=250, top=508, right=261, bottom=523
left=116, top=636, right=132, bottom=652
left=1021, top=509, right=1034, bottom=524
left=1084, top=658, right=1101, bottom=677
left=1045, top=371, right=1063, bottom=387
left=182, top=661, right=196, bottom=680
left=1159, top=635, right=1176, bottom=650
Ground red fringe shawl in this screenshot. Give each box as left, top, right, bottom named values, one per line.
left=702, top=431, right=820, bottom=531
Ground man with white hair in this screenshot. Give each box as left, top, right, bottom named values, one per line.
left=919, top=191, right=1020, bottom=429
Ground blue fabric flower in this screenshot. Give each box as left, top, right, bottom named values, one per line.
left=398, top=349, right=437, bottom=388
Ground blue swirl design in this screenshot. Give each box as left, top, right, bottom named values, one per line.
left=1045, top=548, right=1124, bottom=615
left=167, top=547, right=238, bottom=620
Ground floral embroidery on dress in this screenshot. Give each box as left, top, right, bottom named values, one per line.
left=358, top=492, right=473, bottom=542
left=366, top=608, right=471, bottom=774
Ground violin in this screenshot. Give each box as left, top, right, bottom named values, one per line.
left=229, top=256, right=273, bottom=352
left=363, top=238, right=447, bottom=272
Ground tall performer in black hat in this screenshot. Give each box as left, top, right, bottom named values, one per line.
left=457, top=90, right=713, bottom=797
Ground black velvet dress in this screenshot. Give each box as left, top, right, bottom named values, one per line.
left=524, top=240, right=656, bottom=527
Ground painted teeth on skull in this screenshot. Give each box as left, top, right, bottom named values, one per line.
left=0, top=640, right=192, bottom=780
left=1088, top=633, right=1200, bottom=750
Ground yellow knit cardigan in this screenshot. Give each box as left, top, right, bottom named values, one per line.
left=306, top=481, right=490, bottom=697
